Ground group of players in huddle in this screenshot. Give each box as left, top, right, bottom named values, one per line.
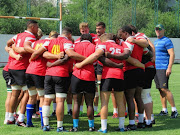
left=3, top=20, right=157, bottom=133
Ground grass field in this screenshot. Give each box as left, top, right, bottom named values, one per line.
left=0, top=65, right=180, bottom=135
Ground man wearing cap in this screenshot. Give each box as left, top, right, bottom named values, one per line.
left=154, top=24, right=178, bottom=118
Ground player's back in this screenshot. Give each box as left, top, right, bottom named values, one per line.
left=101, top=40, right=124, bottom=80
left=9, top=31, right=36, bottom=70
left=73, top=40, right=96, bottom=81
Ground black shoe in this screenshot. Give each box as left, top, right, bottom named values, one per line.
left=70, top=127, right=78, bottom=132
left=89, top=127, right=96, bottom=132
left=171, top=111, right=178, bottom=118
left=137, top=123, right=145, bottom=129
left=126, top=124, right=137, bottom=131
left=156, top=111, right=168, bottom=116
left=145, top=123, right=152, bottom=128
left=151, top=119, right=155, bottom=124
left=68, top=109, right=72, bottom=116
left=51, top=111, right=56, bottom=117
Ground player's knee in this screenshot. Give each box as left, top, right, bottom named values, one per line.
left=141, top=88, right=152, bottom=104
left=11, top=85, right=22, bottom=90
left=22, top=85, right=28, bottom=91
left=56, top=93, right=67, bottom=98
left=45, top=94, right=55, bottom=99
left=28, top=89, right=37, bottom=96
left=37, top=89, right=45, bottom=96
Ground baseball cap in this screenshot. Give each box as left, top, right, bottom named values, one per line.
left=155, top=24, right=165, bottom=31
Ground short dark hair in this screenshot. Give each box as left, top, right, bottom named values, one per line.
left=62, top=27, right=72, bottom=35
left=96, top=22, right=106, bottom=28
left=120, top=25, right=133, bottom=35
left=80, top=34, right=92, bottom=43
left=27, top=20, right=38, bottom=28
left=128, top=24, right=138, bottom=34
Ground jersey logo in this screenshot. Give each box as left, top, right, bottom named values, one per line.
left=51, top=45, right=60, bottom=54
left=34, top=43, right=43, bottom=50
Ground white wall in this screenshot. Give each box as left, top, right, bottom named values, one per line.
left=0, top=34, right=179, bottom=67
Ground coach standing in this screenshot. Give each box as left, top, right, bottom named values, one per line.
left=154, top=24, right=178, bottom=118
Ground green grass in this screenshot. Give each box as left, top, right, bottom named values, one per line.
left=0, top=65, right=180, bottom=135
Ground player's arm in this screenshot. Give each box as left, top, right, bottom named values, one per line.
left=74, top=49, right=104, bottom=69
left=98, top=56, right=123, bottom=69
left=127, top=37, right=149, bottom=48
left=66, top=49, right=86, bottom=61
left=24, top=41, right=35, bottom=53
left=9, top=49, right=22, bottom=60
left=43, top=51, right=63, bottom=60
left=7, top=38, right=14, bottom=47
left=46, top=54, right=69, bottom=67
left=5, top=45, right=11, bottom=53
left=105, top=49, right=130, bottom=60
left=12, top=44, right=27, bottom=55
left=126, top=56, right=145, bottom=69
left=29, top=46, right=46, bottom=62
left=166, top=48, right=175, bottom=76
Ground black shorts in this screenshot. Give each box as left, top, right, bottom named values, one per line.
left=2, top=70, right=12, bottom=89
left=67, top=72, right=72, bottom=89
left=154, top=69, right=169, bottom=89
left=124, top=68, right=144, bottom=90
left=101, top=78, right=124, bottom=92
left=71, top=75, right=96, bottom=94
left=142, top=68, right=156, bottom=89
left=44, top=75, right=69, bottom=95
left=8, top=69, right=26, bottom=86
left=26, top=73, right=45, bottom=89
left=94, top=63, right=103, bottom=76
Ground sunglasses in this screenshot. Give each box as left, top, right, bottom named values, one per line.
left=155, top=27, right=162, bottom=31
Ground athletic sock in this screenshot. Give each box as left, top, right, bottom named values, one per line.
left=172, top=107, right=177, bottom=112
left=42, top=105, right=50, bottom=126
left=94, top=106, right=98, bottom=112
left=138, top=114, right=144, bottom=123
left=151, top=114, right=154, bottom=121
left=119, top=117, right=125, bottom=129
left=113, top=108, right=118, bottom=114
left=162, top=108, right=168, bottom=113
left=146, top=120, right=151, bottom=125
left=18, top=113, right=25, bottom=122
left=57, top=121, right=63, bottom=127
left=129, top=120, right=135, bottom=125
left=9, top=113, right=14, bottom=121
left=26, top=104, right=34, bottom=125
left=101, top=119, right=107, bottom=130
left=5, top=112, right=9, bottom=121
left=39, top=107, right=43, bottom=127
left=53, top=103, right=56, bottom=112
left=73, top=119, right=79, bottom=128
left=88, top=119, right=94, bottom=128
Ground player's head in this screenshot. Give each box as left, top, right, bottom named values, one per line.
left=100, top=33, right=113, bottom=42
left=113, top=34, right=121, bottom=45
left=27, top=20, right=39, bottom=35
left=155, top=24, right=165, bottom=38
left=80, top=34, right=92, bottom=43
left=49, top=31, right=59, bottom=38
left=128, top=24, right=138, bottom=35
left=96, top=22, right=106, bottom=37
left=117, top=25, right=132, bottom=41
left=62, top=27, right=72, bottom=40
left=79, top=22, right=90, bottom=34
left=36, top=28, right=43, bottom=40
